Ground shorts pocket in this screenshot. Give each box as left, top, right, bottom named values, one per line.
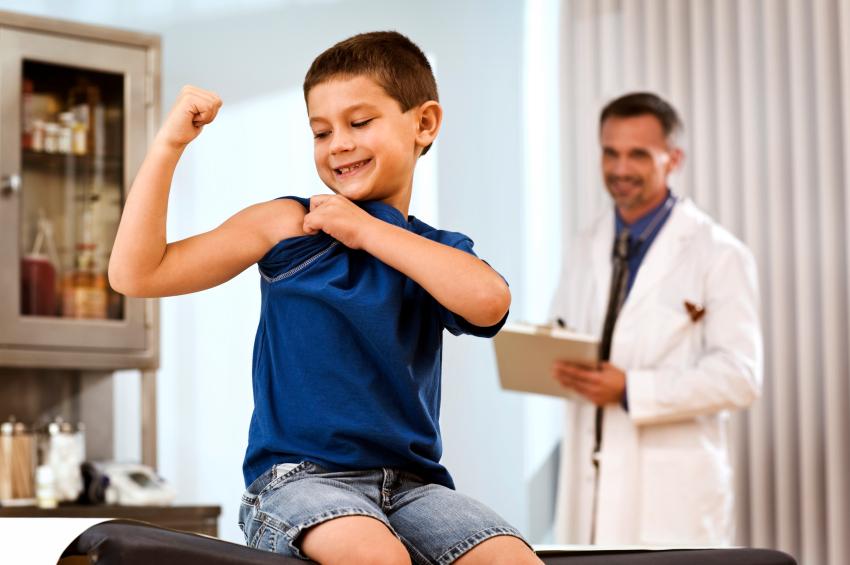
left=239, top=499, right=259, bottom=546
left=260, top=461, right=312, bottom=496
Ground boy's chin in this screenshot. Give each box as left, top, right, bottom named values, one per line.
left=333, top=183, right=375, bottom=201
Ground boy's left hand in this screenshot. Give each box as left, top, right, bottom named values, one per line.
left=303, top=194, right=379, bottom=249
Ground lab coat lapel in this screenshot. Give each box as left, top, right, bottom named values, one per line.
left=591, top=213, right=615, bottom=326
left=619, top=200, right=696, bottom=316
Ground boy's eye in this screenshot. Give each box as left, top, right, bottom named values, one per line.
left=313, top=131, right=330, bottom=139
left=352, top=118, right=373, bottom=128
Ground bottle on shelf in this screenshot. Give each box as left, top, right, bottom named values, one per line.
left=61, top=243, right=108, bottom=319
left=67, top=80, right=100, bottom=158
left=35, top=464, right=57, bottom=509
left=38, top=417, right=84, bottom=503
left=43, top=122, right=60, bottom=154
left=21, top=210, right=60, bottom=317
left=57, top=111, right=75, bottom=155
left=21, top=77, right=61, bottom=154
left=31, top=119, right=45, bottom=152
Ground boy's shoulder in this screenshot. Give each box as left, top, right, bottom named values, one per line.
left=410, top=216, right=474, bottom=250
left=243, top=197, right=308, bottom=248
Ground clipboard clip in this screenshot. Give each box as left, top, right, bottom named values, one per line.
left=532, top=324, right=556, bottom=336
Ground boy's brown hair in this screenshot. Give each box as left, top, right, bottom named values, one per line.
left=304, top=31, right=439, bottom=155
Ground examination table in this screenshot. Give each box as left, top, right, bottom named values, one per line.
left=58, top=519, right=797, bottom=565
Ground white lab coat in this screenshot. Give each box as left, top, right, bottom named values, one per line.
left=551, top=198, right=762, bottom=546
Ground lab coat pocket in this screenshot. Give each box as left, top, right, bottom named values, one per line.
left=638, top=291, right=703, bottom=367
left=638, top=448, right=732, bottom=545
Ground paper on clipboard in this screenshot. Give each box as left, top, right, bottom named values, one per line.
left=493, top=322, right=600, bottom=399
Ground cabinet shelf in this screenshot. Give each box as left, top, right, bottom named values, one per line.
left=0, top=504, right=221, bottom=537
left=22, top=149, right=122, bottom=176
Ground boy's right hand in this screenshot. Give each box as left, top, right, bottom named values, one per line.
left=155, top=85, right=222, bottom=150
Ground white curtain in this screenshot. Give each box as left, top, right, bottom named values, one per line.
left=557, top=1, right=850, bottom=563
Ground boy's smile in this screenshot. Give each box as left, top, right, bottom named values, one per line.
left=333, top=158, right=373, bottom=179
left=307, top=75, right=426, bottom=214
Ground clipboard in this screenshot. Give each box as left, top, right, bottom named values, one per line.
left=493, top=322, right=600, bottom=399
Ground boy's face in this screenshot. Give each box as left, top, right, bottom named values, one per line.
left=307, top=75, right=422, bottom=208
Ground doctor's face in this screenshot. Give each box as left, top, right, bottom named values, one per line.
left=600, top=114, right=682, bottom=222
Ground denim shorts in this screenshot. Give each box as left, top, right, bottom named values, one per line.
left=238, top=461, right=528, bottom=564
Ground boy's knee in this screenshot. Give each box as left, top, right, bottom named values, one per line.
left=346, top=542, right=411, bottom=565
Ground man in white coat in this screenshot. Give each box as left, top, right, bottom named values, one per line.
left=550, top=92, right=762, bottom=546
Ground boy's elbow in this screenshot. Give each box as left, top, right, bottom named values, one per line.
left=107, top=262, right=126, bottom=294
left=108, top=262, right=145, bottom=298
left=475, top=284, right=511, bottom=327
left=108, top=268, right=132, bottom=297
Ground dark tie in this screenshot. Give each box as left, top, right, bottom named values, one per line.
left=589, top=228, right=630, bottom=543
left=600, top=228, right=631, bottom=361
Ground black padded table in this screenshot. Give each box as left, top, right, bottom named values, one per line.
left=61, top=520, right=797, bottom=565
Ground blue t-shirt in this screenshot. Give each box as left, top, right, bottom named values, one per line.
left=242, top=196, right=507, bottom=490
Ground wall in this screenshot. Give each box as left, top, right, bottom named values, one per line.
left=0, top=0, right=565, bottom=545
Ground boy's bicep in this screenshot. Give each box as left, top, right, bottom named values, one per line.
left=436, top=236, right=509, bottom=337
left=437, top=266, right=509, bottom=337
left=130, top=200, right=307, bottom=297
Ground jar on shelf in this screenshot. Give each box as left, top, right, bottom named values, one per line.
left=57, top=111, right=75, bottom=155
left=61, top=243, right=108, bottom=319
left=72, top=119, right=88, bottom=155
left=43, top=122, right=60, bottom=154
left=38, top=417, right=85, bottom=503
left=31, top=119, right=45, bottom=152
left=0, top=417, right=36, bottom=504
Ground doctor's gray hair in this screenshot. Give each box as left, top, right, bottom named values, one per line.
left=599, top=92, right=683, bottom=146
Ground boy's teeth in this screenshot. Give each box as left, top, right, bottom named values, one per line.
left=338, top=161, right=365, bottom=174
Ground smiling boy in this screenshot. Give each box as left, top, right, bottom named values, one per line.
left=109, top=32, right=540, bottom=564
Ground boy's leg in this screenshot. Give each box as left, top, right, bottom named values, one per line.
left=300, top=515, right=411, bottom=565
left=240, top=462, right=407, bottom=562
left=454, top=535, right=542, bottom=565
left=385, top=472, right=542, bottom=564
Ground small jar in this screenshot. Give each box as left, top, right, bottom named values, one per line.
left=72, top=121, right=88, bottom=155
left=39, top=417, right=84, bottom=502
left=43, top=122, right=60, bottom=153
left=36, top=464, right=57, bottom=509
left=31, top=120, right=45, bottom=152
left=57, top=112, right=75, bottom=154
left=0, top=418, right=36, bottom=503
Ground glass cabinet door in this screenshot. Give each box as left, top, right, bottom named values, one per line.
left=0, top=28, right=148, bottom=350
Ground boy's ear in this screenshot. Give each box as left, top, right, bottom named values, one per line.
left=414, top=101, right=442, bottom=153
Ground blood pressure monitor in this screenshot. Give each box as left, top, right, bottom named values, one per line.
left=94, top=462, right=176, bottom=506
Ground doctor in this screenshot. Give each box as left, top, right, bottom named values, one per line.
left=550, top=92, right=762, bottom=546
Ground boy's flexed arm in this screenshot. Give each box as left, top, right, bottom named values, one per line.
left=110, top=86, right=304, bottom=298
left=304, top=195, right=510, bottom=327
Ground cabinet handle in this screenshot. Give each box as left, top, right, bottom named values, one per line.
left=1, top=174, right=21, bottom=197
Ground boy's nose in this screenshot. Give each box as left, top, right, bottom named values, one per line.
left=330, top=131, right=355, bottom=154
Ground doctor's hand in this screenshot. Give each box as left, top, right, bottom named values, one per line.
left=551, top=361, right=626, bottom=407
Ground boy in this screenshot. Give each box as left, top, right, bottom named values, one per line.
left=110, top=31, right=541, bottom=565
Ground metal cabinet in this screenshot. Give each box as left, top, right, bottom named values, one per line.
left=0, top=10, right=161, bottom=467
left=0, top=12, right=159, bottom=365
